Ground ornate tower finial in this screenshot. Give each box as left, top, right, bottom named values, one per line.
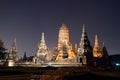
left=39, top=32, right=47, bottom=49
left=94, top=35, right=100, bottom=47
left=12, top=37, right=17, bottom=50
left=81, top=24, right=86, bottom=38
left=82, top=24, right=86, bottom=32
left=41, top=32, right=45, bottom=44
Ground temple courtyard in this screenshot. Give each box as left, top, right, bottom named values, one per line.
left=0, top=66, right=120, bottom=80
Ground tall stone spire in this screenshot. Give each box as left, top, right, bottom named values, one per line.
left=39, top=32, right=47, bottom=49
left=101, top=42, right=110, bottom=65
left=33, top=32, right=50, bottom=63
left=94, top=35, right=100, bottom=48
left=10, top=38, right=19, bottom=61
left=102, top=42, right=109, bottom=57
left=78, top=24, right=91, bottom=55
left=23, top=52, right=27, bottom=61
left=77, top=24, right=92, bottom=65
left=82, top=24, right=86, bottom=37
left=55, top=23, right=76, bottom=61
left=93, top=35, right=103, bottom=58
left=12, top=38, right=17, bottom=51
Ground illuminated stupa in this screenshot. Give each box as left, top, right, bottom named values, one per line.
left=93, top=35, right=103, bottom=58
left=5, top=48, right=15, bottom=66
left=77, top=24, right=92, bottom=65
left=54, top=24, right=76, bottom=61
left=10, top=38, right=19, bottom=61
left=102, top=42, right=109, bottom=58
left=92, top=35, right=111, bottom=66
left=33, top=32, right=50, bottom=63
left=5, top=38, right=19, bottom=66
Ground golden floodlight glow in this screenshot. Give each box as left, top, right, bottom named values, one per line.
left=56, top=23, right=76, bottom=61
left=93, top=35, right=103, bottom=58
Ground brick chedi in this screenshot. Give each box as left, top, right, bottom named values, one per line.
left=10, top=38, right=19, bottom=61
left=33, top=32, right=50, bottom=63
left=77, top=24, right=93, bottom=65
left=93, top=35, right=103, bottom=58
left=5, top=38, right=19, bottom=66
left=55, top=24, right=76, bottom=61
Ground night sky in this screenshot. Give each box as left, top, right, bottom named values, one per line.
left=0, top=0, right=120, bottom=57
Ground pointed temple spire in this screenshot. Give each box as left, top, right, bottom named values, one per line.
left=94, top=35, right=100, bottom=48
left=93, top=35, right=103, bottom=58
left=12, top=38, right=17, bottom=51
left=33, top=32, right=50, bottom=63
left=101, top=42, right=110, bottom=65
left=41, top=32, right=45, bottom=45
left=77, top=24, right=92, bottom=65
left=38, top=32, right=49, bottom=54
left=23, top=52, right=27, bottom=61
left=78, top=24, right=92, bottom=55
left=38, top=32, right=47, bottom=49
left=8, top=38, right=19, bottom=62
left=81, top=24, right=88, bottom=39
left=102, top=42, right=109, bottom=57
left=82, top=24, right=86, bottom=36
left=11, top=38, right=19, bottom=61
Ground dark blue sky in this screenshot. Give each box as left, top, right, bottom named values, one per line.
left=0, top=0, right=120, bottom=57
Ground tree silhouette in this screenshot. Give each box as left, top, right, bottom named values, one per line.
left=0, top=40, right=8, bottom=59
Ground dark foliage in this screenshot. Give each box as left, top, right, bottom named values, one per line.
left=0, top=40, right=8, bottom=59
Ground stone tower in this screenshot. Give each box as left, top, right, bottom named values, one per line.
left=55, top=23, right=76, bottom=61
left=5, top=38, right=19, bottom=66
left=5, top=48, right=15, bottom=67
left=101, top=42, right=110, bottom=65
left=33, top=32, right=50, bottom=63
left=23, top=52, right=27, bottom=61
left=93, top=35, right=103, bottom=58
left=57, top=23, right=69, bottom=50
left=102, top=42, right=109, bottom=57
left=10, top=38, right=19, bottom=61
left=77, top=24, right=92, bottom=65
